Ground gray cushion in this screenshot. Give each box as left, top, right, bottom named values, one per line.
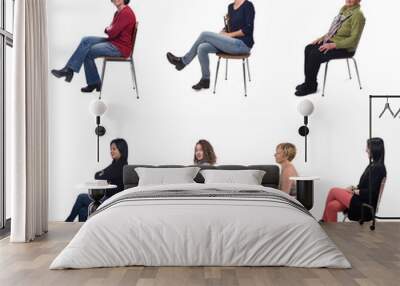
left=123, top=164, right=280, bottom=190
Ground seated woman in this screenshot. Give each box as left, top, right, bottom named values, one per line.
left=274, top=143, right=299, bottom=196
left=321, top=138, right=386, bottom=223
left=51, top=0, right=136, bottom=93
left=193, top=139, right=217, bottom=166
left=65, top=138, right=129, bottom=222
left=167, top=0, right=255, bottom=91
left=295, top=0, right=365, bottom=96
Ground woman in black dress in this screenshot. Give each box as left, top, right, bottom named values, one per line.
left=321, top=137, right=386, bottom=222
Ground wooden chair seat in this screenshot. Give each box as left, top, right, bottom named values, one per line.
left=102, top=56, right=131, bottom=62
left=217, top=53, right=250, bottom=60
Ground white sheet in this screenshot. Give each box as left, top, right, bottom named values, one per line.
left=50, top=183, right=351, bottom=269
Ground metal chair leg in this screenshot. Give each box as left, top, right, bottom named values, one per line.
left=352, top=58, right=362, bottom=90
left=99, top=59, right=107, bottom=99
left=130, top=58, right=139, bottom=99
left=246, top=58, right=251, bottom=82
left=322, top=62, right=329, bottom=97
left=242, top=59, right=247, bottom=97
left=213, top=57, right=221, bottom=94
left=225, top=59, right=228, bottom=80
left=346, top=58, right=352, bottom=80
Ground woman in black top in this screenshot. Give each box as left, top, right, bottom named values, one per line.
left=321, top=138, right=386, bottom=222
left=167, top=0, right=255, bottom=91
left=65, top=138, right=129, bottom=222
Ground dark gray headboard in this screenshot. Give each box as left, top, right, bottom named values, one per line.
left=123, top=165, right=280, bottom=189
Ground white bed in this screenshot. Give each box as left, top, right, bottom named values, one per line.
left=50, top=183, right=351, bottom=269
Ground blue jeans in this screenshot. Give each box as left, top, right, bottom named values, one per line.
left=66, top=36, right=121, bottom=85
left=65, top=193, right=92, bottom=222
left=182, top=31, right=251, bottom=80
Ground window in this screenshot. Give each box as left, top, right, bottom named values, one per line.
left=0, top=0, right=14, bottom=233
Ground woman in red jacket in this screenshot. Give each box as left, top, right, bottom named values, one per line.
left=51, top=0, right=136, bottom=93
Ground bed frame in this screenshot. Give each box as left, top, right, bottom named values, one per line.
left=123, top=165, right=280, bottom=190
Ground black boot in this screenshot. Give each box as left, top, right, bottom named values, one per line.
left=51, top=67, right=74, bottom=82
left=81, top=83, right=102, bottom=93
left=166, top=52, right=186, bottom=71
left=296, top=83, right=306, bottom=91
left=192, top=79, right=210, bottom=91
left=295, top=83, right=318, bottom=96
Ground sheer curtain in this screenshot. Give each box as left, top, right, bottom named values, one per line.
left=9, top=0, right=48, bottom=242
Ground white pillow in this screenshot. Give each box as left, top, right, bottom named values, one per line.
left=201, top=169, right=266, bottom=185
left=135, top=167, right=201, bottom=186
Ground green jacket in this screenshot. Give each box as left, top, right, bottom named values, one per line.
left=330, top=5, right=366, bottom=52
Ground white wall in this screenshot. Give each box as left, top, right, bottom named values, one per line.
left=48, top=0, right=400, bottom=221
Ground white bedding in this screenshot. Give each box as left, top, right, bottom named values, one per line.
left=50, top=183, right=351, bottom=269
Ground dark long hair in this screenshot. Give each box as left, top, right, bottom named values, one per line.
left=111, top=138, right=129, bottom=165
left=111, top=0, right=130, bottom=5
left=367, top=137, right=385, bottom=164
left=193, top=139, right=217, bottom=165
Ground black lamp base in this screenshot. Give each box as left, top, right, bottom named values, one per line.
left=95, top=126, right=106, bottom=136
left=298, top=126, right=309, bottom=136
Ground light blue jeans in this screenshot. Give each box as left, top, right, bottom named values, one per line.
left=66, top=36, right=121, bottom=85
left=182, top=31, right=251, bottom=80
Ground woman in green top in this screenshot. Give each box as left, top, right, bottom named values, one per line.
left=295, top=0, right=365, bottom=97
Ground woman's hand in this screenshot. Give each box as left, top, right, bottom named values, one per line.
left=220, top=31, right=231, bottom=37
left=353, top=189, right=360, bottom=195
left=319, top=43, right=337, bottom=53
left=312, top=37, right=323, bottom=45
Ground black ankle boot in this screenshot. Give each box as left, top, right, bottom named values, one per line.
left=295, top=83, right=318, bottom=97
left=166, top=52, right=186, bottom=71
left=296, top=83, right=306, bottom=91
left=192, top=79, right=210, bottom=90
left=81, top=83, right=102, bottom=93
left=51, top=67, right=74, bottom=82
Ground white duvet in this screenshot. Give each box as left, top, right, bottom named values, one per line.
left=50, top=183, right=351, bottom=269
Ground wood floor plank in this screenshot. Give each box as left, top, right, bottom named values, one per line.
left=0, top=222, right=399, bottom=286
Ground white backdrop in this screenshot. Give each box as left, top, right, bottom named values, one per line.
left=47, top=0, right=400, bottom=221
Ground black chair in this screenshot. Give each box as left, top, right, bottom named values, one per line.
left=322, top=57, right=362, bottom=97
left=359, top=177, right=387, bottom=231
left=99, top=22, right=139, bottom=99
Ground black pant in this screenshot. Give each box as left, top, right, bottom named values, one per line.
left=304, top=44, right=355, bottom=85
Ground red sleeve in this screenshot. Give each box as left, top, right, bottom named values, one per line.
left=106, top=9, right=134, bottom=39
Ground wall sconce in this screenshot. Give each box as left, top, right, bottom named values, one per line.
left=297, top=99, right=315, bottom=163
left=89, top=99, right=107, bottom=162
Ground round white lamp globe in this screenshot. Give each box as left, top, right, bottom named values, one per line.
left=297, top=99, right=315, bottom=117
left=89, top=99, right=107, bottom=117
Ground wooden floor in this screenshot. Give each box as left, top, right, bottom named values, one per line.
left=0, top=222, right=399, bottom=286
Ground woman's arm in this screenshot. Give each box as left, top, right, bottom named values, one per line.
left=332, top=12, right=365, bottom=50
left=105, top=10, right=134, bottom=39
left=94, top=163, right=120, bottom=182
left=357, top=165, right=386, bottom=203
left=280, top=167, right=297, bottom=195
left=225, top=3, right=255, bottom=38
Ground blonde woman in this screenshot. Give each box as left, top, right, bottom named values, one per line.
left=274, top=143, right=299, bottom=196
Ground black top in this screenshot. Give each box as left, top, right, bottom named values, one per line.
left=95, top=160, right=126, bottom=198
left=348, top=162, right=387, bottom=221
left=227, top=0, right=255, bottom=49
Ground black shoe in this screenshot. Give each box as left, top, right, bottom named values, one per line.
left=51, top=67, right=74, bottom=82
left=192, top=79, right=210, bottom=90
left=167, top=52, right=186, bottom=71
left=295, top=83, right=318, bottom=97
left=81, top=83, right=102, bottom=93
left=296, top=83, right=306, bottom=91
left=319, top=219, right=325, bottom=224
